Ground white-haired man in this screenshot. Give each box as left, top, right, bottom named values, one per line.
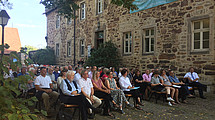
left=60, top=71, right=102, bottom=120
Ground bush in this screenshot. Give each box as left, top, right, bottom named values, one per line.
left=32, top=47, right=56, bottom=65
left=85, top=41, right=121, bottom=68
left=0, top=45, right=41, bottom=120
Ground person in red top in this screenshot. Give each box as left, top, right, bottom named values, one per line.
left=92, top=71, right=119, bottom=116
left=101, top=68, right=109, bottom=83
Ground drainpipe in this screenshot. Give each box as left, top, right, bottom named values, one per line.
left=73, top=9, right=76, bottom=66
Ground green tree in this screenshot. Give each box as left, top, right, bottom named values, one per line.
left=0, top=44, right=42, bottom=120
left=0, top=0, right=13, bottom=9
left=24, top=45, right=38, bottom=54
left=85, top=41, right=121, bottom=68
left=32, top=47, right=56, bottom=65
left=40, top=0, right=137, bottom=18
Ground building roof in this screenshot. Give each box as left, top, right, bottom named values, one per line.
left=0, top=27, right=21, bottom=54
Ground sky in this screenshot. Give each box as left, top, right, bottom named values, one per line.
left=5, top=0, right=47, bottom=49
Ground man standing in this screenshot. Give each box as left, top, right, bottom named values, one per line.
left=35, top=67, right=59, bottom=115
left=184, top=67, right=207, bottom=99
left=77, top=69, right=101, bottom=118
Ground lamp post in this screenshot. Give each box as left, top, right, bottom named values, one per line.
left=0, top=10, right=10, bottom=58
left=70, top=4, right=76, bottom=67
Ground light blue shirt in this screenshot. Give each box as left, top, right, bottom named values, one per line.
left=60, top=79, right=81, bottom=96
left=169, top=75, right=180, bottom=83
left=184, top=72, right=199, bottom=82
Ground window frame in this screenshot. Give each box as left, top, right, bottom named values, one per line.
left=123, top=32, right=132, bottom=55
left=67, top=41, right=71, bottom=57
left=56, top=43, right=60, bottom=57
left=80, top=40, right=85, bottom=57
left=80, top=2, right=86, bottom=20
left=56, top=15, right=60, bottom=29
left=191, top=19, right=210, bottom=51
left=97, top=0, right=103, bottom=14
left=143, top=28, right=155, bottom=54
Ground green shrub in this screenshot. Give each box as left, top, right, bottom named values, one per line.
left=32, top=47, right=56, bottom=65
left=85, top=41, right=121, bottom=68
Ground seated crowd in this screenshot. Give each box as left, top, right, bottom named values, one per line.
left=6, top=64, right=207, bottom=119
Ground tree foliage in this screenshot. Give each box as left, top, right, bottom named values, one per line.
left=32, top=47, right=56, bottom=65
left=40, top=0, right=137, bottom=18
left=0, top=0, right=13, bottom=9
left=0, top=44, right=41, bottom=120
left=85, top=41, right=121, bottom=68
left=24, top=45, right=38, bottom=54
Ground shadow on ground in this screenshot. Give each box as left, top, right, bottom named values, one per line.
left=39, top=92, right=215, bottom=120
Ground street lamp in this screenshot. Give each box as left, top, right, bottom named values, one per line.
left=0, top=10, right=10, bottom=57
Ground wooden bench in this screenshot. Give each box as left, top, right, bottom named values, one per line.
left=125, top=94, right=136, bottom=106
left=149, top=90, right=167, bottom=104
left=57, top=103, right=81, bottom=120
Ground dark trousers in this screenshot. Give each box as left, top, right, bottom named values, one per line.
left=136, top=82, right=151, bottom=92
left=94, top=91, right=112, bottom=114
left=189, top=82, right=206, bottom=97
left=62, top=94, right=93, bottom=120
left=135, top=83, right=145, bottom=93
left=123, top=89, right=140, bottom=105
left=179, top=85, right=190, bottom=101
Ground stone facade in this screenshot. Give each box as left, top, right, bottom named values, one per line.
left=46, top=0, right=215, bottom=92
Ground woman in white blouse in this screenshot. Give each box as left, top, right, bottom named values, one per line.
left=119, top=69, right=143, bottom=110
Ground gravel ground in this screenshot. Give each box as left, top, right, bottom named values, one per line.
left=39, top=92, right=215, bottom=120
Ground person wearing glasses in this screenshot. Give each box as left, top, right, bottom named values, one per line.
left=77, top=69, right=102, bottom=118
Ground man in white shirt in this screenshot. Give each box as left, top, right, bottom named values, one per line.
left=184, top=67, right=206, bottom=99
left=74, top=67, right=82, bottom=83
left=77, top=69, right=101, bottom=117
left=35, top=67, right=59, bottom=114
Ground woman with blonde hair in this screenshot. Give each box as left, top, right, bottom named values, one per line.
left=92, top=71, right=118, bottom=116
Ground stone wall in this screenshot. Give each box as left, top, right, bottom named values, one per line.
left=46, top=0, right=215, bottom=92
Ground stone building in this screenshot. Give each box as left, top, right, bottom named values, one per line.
left=45, top=0, right=215, bottom=92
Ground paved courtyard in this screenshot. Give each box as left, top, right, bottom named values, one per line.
left=40, top=92, right=215, bottom=120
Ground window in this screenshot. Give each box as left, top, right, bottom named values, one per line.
left=192, top=19, right=209, bottom=50
left=97, top=0, right=102, bottom=14
left=56, top=43, right=60, bottom=57
left=56, top=15, right=60, bottom=29
left=95, top=31, right=104, bottom=49
left=67, top=41, right=71, bottom=57
left=80, top=2, right=85, bottom=20
left=80, top=40, right=85, bottom=56
left=67, top=17, right=72, bottom=25
left=143, top=28, right=155, bottom=53
left=123, top=32, right=132, bottom=54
